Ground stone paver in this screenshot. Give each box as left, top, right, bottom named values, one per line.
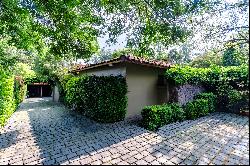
left=0, top=98, right=249, bottom=165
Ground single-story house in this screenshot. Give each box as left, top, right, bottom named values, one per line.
left=71, top=55, right=172, bottom=118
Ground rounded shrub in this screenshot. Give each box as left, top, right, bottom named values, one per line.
left=185, top=99, right=209, bottom=120
left=194, top=92, right=216, bottom=113
left=141, top=103, right=185, bottom=131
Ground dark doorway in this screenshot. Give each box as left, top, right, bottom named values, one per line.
left=27, top=83, right=52, bottom=98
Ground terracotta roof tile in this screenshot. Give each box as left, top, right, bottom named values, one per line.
left=71, top=55, right=171, bottom=73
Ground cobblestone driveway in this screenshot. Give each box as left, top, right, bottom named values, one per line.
left=0, top=98, right=249, bottom=165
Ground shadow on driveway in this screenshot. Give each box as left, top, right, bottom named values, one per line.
left=25, top=98, right=147, bottom=164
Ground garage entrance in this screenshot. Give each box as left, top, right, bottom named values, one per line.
left=27, top=83, right=52, bottom=98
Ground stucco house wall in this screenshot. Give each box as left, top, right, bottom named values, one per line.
left=79, top=63, right=126, bottom=77
left=52, top=86, right=60, bottom=102
left=76, top=61, right=170, bottom=118
left=125, top=63, right=168, bottom=118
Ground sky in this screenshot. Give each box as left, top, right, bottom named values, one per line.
left=98, top=33, right=127, bottom=52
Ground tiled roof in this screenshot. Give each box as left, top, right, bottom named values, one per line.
left=71, top=55, right=172, bottom=73
left=30, top=83, right=49, bottom=85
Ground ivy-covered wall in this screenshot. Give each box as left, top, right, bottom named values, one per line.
left=165, top=65, right=249, bottom=113
left=169, top=84, right=205, bottom=105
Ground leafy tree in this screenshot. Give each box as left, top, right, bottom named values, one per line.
left=0, top=0, right=214, bottom=82
left=190, top=50, right=223, bottom=68
left=164, top=0, right=249, bottom=58
left=13, top=63, right=36, bottom=80
left=167, top=48, right=191, bottom=64
left=112, top=48, right=139, bottom=58
left=1, top=0, right=100, bottom=59
left=97, top=0, right=209, bottom=56
left=222, top=43, right=248, bottom=66
left=0, top=37, right=33, bottom=71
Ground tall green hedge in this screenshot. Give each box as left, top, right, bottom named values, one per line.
left=14, top=78, right=27, bottom=106
left=0, top=70, right=15, bottom=126
left=57, top=74, right=73, bottom=103
left=65, top=75, right=128, bottom=123
left=0, top=67, right=27, bottom=126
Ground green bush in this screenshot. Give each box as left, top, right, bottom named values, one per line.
left=165, top=65, right=249, bottom=113
left=216, top=86, right=248, bottom=113
left=184, top=99, right=209, bottom=120
left=14, top=78, right=27, bottom=106
left=0, top=70, right=15, bottom=126
left=141, top=103, right=185, bottom=131
left=165, top=65, right=207, bottom=85
left=194, top=92, right=216, bottom=113
left=57, top=74, right=74, bottom=103
left=65, top=75, right=127, bottom=123
left=165, top=65, right=249, bottom=91
left=0, top=66, right=27, bottom=126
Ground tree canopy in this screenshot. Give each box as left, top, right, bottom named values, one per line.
left=0, top=0, right=248, bottom=81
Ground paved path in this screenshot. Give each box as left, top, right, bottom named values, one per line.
left=0, top=98, right=249, bottom=165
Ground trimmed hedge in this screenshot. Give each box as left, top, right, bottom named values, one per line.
left=57, top=74, right=73, bottom=103
left=14, top=78, right=27, bottom=106
left=185, top=99, right=209, bottom=120
left=0, top=70, right=15, bottom=126
left=194, top=92, right=216, bottom=113
left=65, top=75, right=127, bottom=123
left=0, top=67, right=27, bottom=126
left=141, top=92, right=218, bottom=131
left=141, top=103, right=185, bottom=131
left=165, top=65, right=249, bottom=91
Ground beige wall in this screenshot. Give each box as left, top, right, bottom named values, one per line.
left=79, top=63, right=126, bottom=76
left=53, top=86, right=60, bottom=102
left=126, top=63, right=169, bottom=118
left=78, top=62, right=169, bottom=118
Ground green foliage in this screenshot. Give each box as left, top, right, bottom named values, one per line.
left=190, top=51, right=223, bottom=68
left=0, top=67, right=15, bottom=126
left=13, top=78, right=27, bottom=106
left=25, top=74, right=49, bottom=85
left=112, top=48, right=140, bottom=58
left=194, top=92, right=216, bottom=113
left=216, top=85, right=248, bottom=112
left=227, top=89, right=242, bottom=106
left=103, top=0, right=208, bottom=55
left=184, top=99, right=209, bottom=120
left=167, top=48, right=191, bottom=64
left=166, top=64, right=249, bottom=113
left=65, top=75, right=127, bottom=123
left=14, top=63, right=36, bottom=81
left=141, top=103, right=185, bottom=131
left=0, top=65, right=27, bottom=126
left=57, top=74, right=74, bottom=103
left=165, top=65, right=249, bottom=91
left=165, top=65, right=207, bottom=85
left=222, top=44, right=247, bottom=66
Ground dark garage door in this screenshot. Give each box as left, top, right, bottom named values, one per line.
left=27, top=84, right=52, bottom=98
